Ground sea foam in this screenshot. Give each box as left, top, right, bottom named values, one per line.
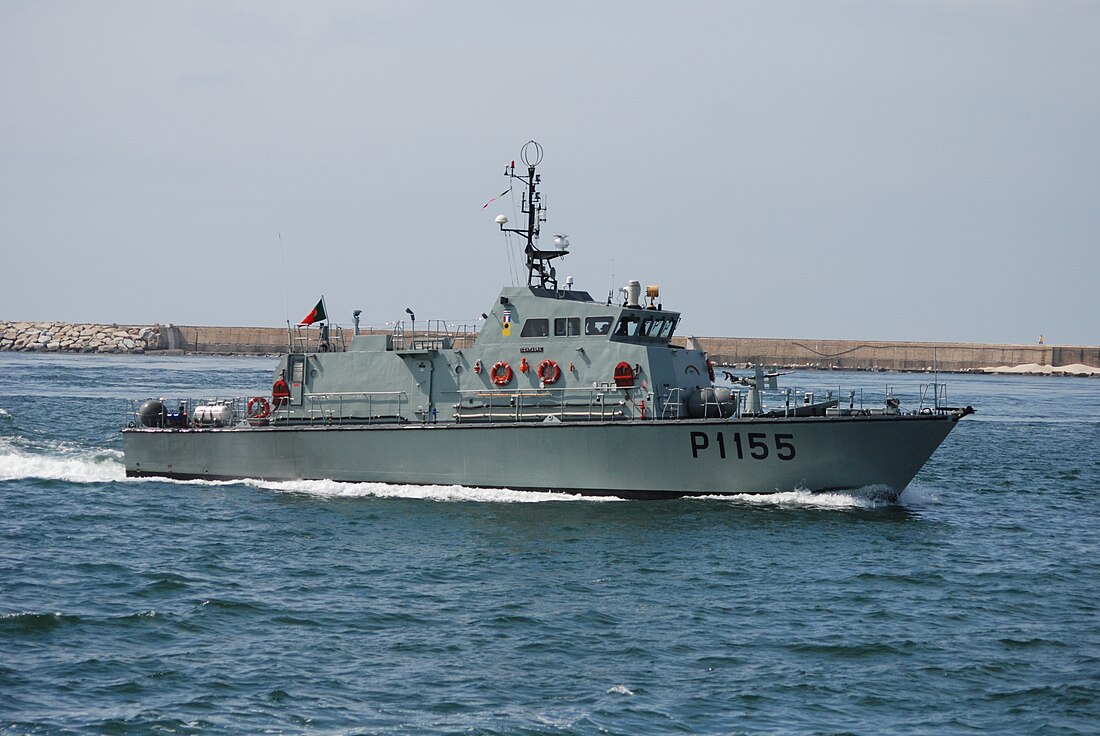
left=0, top=438, right=124, bottom=483
left=694, top=484, right=903, bottom=509
left=244, top=477, right=622, bottom=503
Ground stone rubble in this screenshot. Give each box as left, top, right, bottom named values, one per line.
left=0, top=321, right=167, bottom=354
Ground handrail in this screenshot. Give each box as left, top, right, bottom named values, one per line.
left=453, top=383, right=654, bottom=423
left=289, top=324, right=346, bottom=353
left=304, top=390, right=407, bottom=425
left=391, top=320, right=480, bottom=351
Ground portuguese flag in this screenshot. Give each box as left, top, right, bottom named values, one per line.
left=299, top=297, right=327, bottom=326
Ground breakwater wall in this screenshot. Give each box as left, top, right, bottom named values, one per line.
left=2, top=320, right=1097, bottom=372
left=167, top=325, right=291, bottom=354
left=0, top=321, right=166, bottom=354
left=693, top=337, right=1100, bottom=373
left=0, top=321, right=292, bottom=355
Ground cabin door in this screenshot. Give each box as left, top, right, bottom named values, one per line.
left=287, top=354, right=306, bottom=406
left=408, top=358, right=434, bottom=421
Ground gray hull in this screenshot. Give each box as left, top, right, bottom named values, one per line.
left=123, top=414, right=959, bottom=498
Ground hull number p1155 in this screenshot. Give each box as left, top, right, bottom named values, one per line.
left=690, top=431, right=796, bottom=461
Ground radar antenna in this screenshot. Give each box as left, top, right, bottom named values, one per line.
left=497, top=141, right=568, bottom=289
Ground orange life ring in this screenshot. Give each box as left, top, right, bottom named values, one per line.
left=490, top=361, right=513, bottom=386
left=272, top=379, right=290, bottom=407
left=247, top=396, right=271, bottom=419
left=537, top=359, right=561, bottom=385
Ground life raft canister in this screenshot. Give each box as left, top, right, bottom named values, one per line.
left=490, top=361, right=513, bottom=386
left=272, top=379, right=291, bottom=407
left=247, top=396, right=271, bottom=419
left=537, top=359, right=561, bottom=385
left=614, top=361, right=635, bottom=388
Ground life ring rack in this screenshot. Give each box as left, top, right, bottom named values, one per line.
left=490, top=361, right=513, bottom=386
left=537, top=359, right=561, bottom=385
left=247, top=396, right=272, bottom=419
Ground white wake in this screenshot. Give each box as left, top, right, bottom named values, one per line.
left=0, top=438, right=124, bottom=483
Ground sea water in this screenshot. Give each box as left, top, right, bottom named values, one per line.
left=1, top=353, right=1097, bottom=735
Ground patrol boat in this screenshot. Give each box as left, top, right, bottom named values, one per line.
left=123, top=142, right=973, bottom=499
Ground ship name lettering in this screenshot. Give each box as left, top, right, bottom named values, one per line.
left=519, top=347, right=545, bottom=353
left=690, top=431, right=796, bottom=461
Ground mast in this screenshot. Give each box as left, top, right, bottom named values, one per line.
left=497, top=141, right=569, bottom=289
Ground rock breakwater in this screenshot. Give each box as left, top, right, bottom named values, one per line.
left=0, top=321, right=166, bottom=354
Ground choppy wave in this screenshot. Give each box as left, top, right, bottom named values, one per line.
left=0, top=611, right=79, bottom=635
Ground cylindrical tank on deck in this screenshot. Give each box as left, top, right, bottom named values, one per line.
left=192, top=403, right=233, bottom=427
left=686, top=387, right=738, bottom=418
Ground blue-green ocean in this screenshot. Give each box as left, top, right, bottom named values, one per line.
left=1, top=352, right=1098, bottom=735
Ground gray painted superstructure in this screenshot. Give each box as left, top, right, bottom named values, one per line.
left=123, top=143, right=971, bottom=497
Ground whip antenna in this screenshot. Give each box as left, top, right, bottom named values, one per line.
left=278, top=232, right=289, bottom=324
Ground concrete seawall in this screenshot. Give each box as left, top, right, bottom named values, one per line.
left=2, top=320, right=1097, bottom=373
left=167, top=325, right=291, bottom=354
left=693, top=337, right=1100, bottom=373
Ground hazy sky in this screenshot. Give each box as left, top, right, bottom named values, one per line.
left=2, top=1, right=1097, bottom=345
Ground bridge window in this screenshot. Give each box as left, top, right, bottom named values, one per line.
left=611, top=314, right=679, bottom=342
left=585, top=316, right=613, bottom=336
left=614, top=315, right=640, bottom=337
left=520, top=318, right=549, bottom=337
left=554, top=317, right=581, bottom=337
